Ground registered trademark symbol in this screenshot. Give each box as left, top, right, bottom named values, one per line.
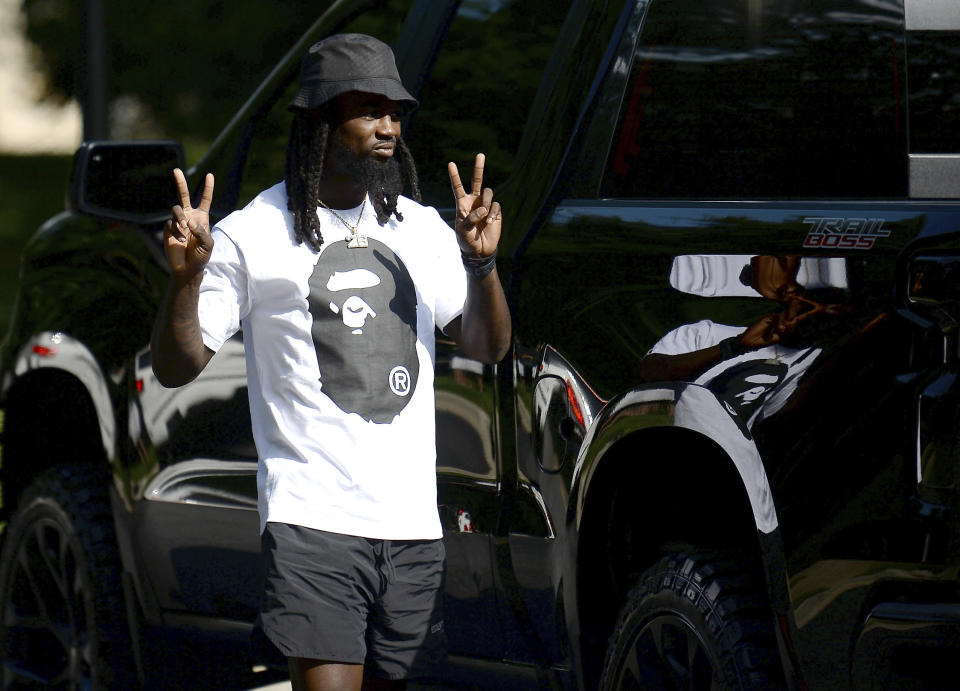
left=389, top=366, right=411, bottom=396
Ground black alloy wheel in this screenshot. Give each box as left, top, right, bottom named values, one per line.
left=600, top=550, right=783, bottom=690
left=0, top=465, right=136, bottom=690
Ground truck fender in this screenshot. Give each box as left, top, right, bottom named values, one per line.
left=570, top=381, right=778, bottom=536
left=6, top=330, right=116, bottom=463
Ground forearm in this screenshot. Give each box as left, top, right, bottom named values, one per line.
left=457, top=268, right=512, bottom=363
left=640, top=333, right=761, bottom=382
left=151, top=274, right=215, bottom=387
left=639, top=346, right=723, bottom=383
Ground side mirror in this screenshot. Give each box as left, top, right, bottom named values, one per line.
left=69, top=140, right=185, bottom=224
left=909, top=256, right=960, bottom=307
left=907, top=255, right=960, bottom=331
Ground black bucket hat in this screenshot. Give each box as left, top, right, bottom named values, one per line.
left=288, top=33, right=419, bottom=113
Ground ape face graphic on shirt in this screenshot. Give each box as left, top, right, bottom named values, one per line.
left=307, top=238, right=419, bottom=423
left=706, top=358, right=789, bottom=439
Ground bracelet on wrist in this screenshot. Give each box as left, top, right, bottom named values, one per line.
left=719, top=336, right=748, bottom=360
left=461, top=249, right=497, bottom=278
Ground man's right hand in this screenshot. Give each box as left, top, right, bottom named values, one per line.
left=166, top=168, right=215, bottom=282
left=152, top=168, right=217, bottom=387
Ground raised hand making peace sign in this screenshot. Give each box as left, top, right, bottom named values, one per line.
left=448, top=153, right=501, bottom=259
left=165, top=168, right=215, bottom=283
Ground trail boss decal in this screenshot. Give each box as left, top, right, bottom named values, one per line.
left=802, top=217, right=890, bottom=250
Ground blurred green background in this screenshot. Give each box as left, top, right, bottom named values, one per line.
left=0, top=154, right=72, bottom=339
left=0, top=0, right=344, bottom=339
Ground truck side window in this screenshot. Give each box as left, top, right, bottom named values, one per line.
left=404, top=0, right=573, bottom=207
left=237, top=81, right=299, bottom=208
left=602, top=0, right=907, bottom=199
left=907, top=33, right=960, bottom=154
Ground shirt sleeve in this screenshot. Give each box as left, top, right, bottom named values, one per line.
left=647, top=320, right=746, bottom=356
left=197, top=228, right=250, bottom=352
left=430, top=210, right=468, bottom=331
left=647, top=320, right=714, bottom=356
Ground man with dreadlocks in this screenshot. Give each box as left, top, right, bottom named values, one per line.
left=151, top=33, right=510, bottom=691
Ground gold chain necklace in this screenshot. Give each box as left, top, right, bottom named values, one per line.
left=318, top=197, right=368, bottom=248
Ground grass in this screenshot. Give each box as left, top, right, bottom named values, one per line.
left=0, top=154, right=74, bottom=340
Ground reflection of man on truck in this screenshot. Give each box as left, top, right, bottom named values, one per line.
left=640, top=255, right=848, bottom=437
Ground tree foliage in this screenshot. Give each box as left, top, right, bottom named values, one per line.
left=20, top=0, right=329, bottom=145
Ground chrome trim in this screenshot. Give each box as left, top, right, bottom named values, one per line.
left=909, top=154, right=960, bottom=199
left=144, top=458, right=257, bottom=509
left=905, top=0, right=960, bottom=31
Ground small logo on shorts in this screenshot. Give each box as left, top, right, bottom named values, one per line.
left=431, top=621, right=444, bottom=634
left=389, top=366, right=412, bottom=396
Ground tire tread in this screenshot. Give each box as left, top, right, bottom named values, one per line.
left=599, top=549, right=784, bottom=690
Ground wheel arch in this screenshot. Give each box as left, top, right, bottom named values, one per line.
left=1, top=339, right=114, bottom=522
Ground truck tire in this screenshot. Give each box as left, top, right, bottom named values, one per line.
left=599, top=550, right=782, bottom=690
left=0, top=465, right=137, bottom=690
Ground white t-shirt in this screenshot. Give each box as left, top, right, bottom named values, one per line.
left=648, top=320, right=820, bottom=437
left=197, top=182, right=467, bottom=539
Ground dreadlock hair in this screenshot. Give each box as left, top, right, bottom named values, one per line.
left=285, top=110, right=423, bottom=251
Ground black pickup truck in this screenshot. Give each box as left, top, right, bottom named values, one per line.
left=3, top=0, right=960, bottom=689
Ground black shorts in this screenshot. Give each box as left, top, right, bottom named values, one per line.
left=257, top=522, right=446, bottom=680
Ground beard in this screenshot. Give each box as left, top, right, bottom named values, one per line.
left=328, top=138, right=404, bottom=204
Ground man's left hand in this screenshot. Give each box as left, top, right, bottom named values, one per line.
left=448, top=153, right=501, bottom=258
